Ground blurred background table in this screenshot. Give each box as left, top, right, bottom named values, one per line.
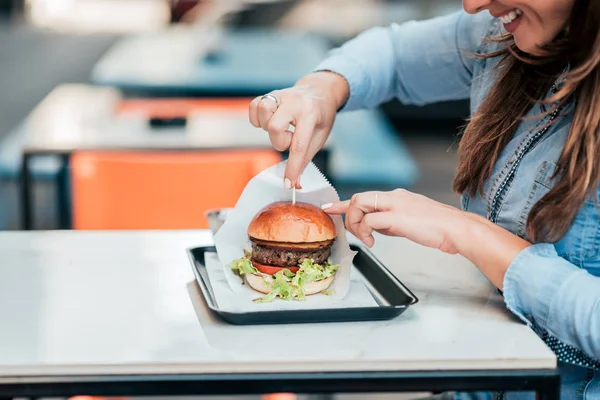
left=13, top=84, right=417, bottom=231
left=16, top=84, right=328, bottom=231
left=91, top=26, right=332, bottom=97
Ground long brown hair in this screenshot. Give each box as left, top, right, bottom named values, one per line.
left=453, top=0, right=600, bottom=243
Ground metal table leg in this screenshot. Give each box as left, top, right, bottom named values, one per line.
left=20, top=153, right=33, bottom=230
left=537, top=374, right=560, bottom=400
left=56, top=154, right=70, bottom=229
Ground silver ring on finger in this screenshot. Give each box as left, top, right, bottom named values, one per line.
left=374, top=193, right=379, bottom=212
left=260, top=93, right=279, bottom=107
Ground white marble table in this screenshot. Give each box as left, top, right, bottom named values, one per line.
left=0, top=230, right=559, bottom=398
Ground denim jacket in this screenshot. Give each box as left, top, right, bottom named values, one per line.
left=314, top=9, right=600, bottom=400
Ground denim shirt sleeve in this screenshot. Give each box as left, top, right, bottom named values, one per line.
left=312, top=10, right=496, bottom=111
left=503, top=243, right=600, bottom=361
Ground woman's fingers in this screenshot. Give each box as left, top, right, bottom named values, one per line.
left=256, top=93, right=280, bottom=129
left=249, top=86, right=338, bottom=190
left=250, top=93, right=294, bottom=153
left=357, top=212, right=394, bottom=247
left=324, top=192, right=389, bottom=214
left=353, top=191, right=390, bottom=213
left=250, top=92, right=319, bottom=186
left=323, top=192, right=397, bottom=246
left=346, top=205, right=365, bottom=237
left=321, top=200, right=349, bottom=214
left=285, top=114, right=318, bottom=188
left=248, top=96, right=262, bottom=128
left=249, top=94, right=279, bottom=128
left=265, top=107, right=295, bottom=152
left=249, top=92, right=284, bottom=132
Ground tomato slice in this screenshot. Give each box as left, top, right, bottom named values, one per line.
left=252, top=261, right=299, bottom=275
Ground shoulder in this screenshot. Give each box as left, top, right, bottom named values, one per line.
left=389, top=10, right=503, bottom=60
left=456, top=10, right=504, bottom=54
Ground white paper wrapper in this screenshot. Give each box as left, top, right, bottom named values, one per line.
left=211, top=160, right=379, bottom=311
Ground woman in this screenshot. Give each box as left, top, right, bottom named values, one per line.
left=249, top=0, right=599, bottom=398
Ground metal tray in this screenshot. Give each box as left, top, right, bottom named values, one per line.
left=187, top=244, right=418, bottom=325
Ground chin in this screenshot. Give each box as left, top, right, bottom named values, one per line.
left=513, top=35, right=542, bottom=55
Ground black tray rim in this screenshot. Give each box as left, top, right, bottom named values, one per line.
left=186, top=242, right=419, bottom=324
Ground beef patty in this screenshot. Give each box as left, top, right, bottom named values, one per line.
left=251, top=243, right=331, bottom=267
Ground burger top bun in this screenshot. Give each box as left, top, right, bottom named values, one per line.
left=247, top=201, right=337, bottom=243
left=244, top=272, right=334, bottom=296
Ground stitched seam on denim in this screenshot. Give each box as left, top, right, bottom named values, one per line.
left=581, top=368, right=595, bottom=400
left=489, top=124, right=555, bottom=222
left=576, top=377, right=587, bottom=400
left=517, top=161, right=555, bottom=238
left=517, top=180, right=542, bottom=238
left=564, top=201, right=600, bottom=261
left=485, top=104, right=555, bottom=217
left=579, top=203, right=589, bottom=259
left=582, top=203, right=600, bottom=260
left=483, top=38, right=565, bottom=219
left=488, top=97, right=563, bottom=223
left=487, top=157, right=514, bottom=215
left=588, top=215, right=600, bottom=259
left=473, top=20, right=503, bottom=117
left=477, top=18, right=502, bottom=55
left=475, top=20, right=503, bottom=192
left=461, top=193, right=470, bottom=211
left=489, top=118, right=556, bottom=220
left=471, top=20, right=502, bottom=132
left=455, top=12, right=472, bottom=77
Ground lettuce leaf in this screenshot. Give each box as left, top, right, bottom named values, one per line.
left=229, top=249, right=257, bottom=276
left=228, top=251, right=339, bottom=303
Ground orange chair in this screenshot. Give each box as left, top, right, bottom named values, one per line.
left=70, top=150, right=282, bottom=230
left=262, top=394, right=298, bottom=400
left=70, top=149, right=296, bottom=400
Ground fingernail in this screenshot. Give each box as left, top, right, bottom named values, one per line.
left=284, top=178, right=292, bottom=189
left=321, top=203, right=333, bottom=209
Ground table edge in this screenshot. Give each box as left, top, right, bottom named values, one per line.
left=0, top=357, right=557, bottom=379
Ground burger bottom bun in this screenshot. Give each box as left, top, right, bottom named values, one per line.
left=244, top=273, right=334, bottom=296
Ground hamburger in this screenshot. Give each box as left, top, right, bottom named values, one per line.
left=229, top=201, right=339, bottom=302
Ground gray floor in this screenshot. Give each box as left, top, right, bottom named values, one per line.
left=0, top=19, right=118, bottom=141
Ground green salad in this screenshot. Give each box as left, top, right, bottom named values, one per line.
left=229, top=249, right=339, bottom=303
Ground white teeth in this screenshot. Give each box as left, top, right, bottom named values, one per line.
left=500, top=9, right=522, bottom=24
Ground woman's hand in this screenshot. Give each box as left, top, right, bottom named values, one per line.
left=323, top=189, right=533, bottom=290
left=249, top=72, right=349, bottom=189
left=322, top=189, right=464, bottom=253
